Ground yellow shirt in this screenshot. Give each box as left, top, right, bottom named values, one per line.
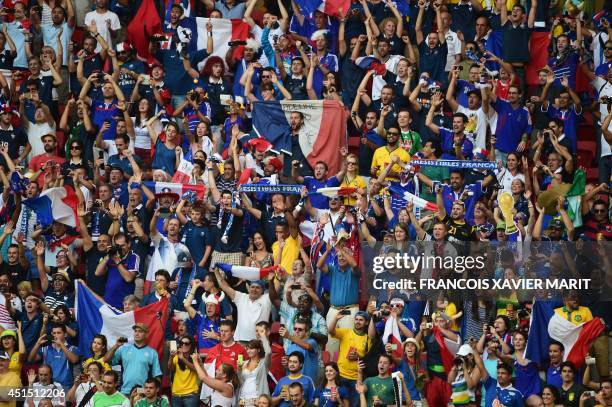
left=371, top=146, right=410, bottom=181
left=444, top=303, right=461, bottom=332
left=272, top=235, right=300, bottom=275
left=333, top=328, right=372, bottom=381
left=83, top=356, right=112, bottom=372
left=0, top=371, right=22, bottom=407
left=554, top=306, right=593, bottom=326
left=340, top=175, right=366, bottom=206
left=171, top=355, right=200, bottom=395
left=7, top=352, right=22, bottom=375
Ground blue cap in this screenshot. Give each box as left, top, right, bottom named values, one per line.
left=250, top=280, right=266, bottom=288
left=355, top=311, right=370, bottom=321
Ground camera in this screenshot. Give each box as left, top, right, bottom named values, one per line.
left=187, top=90, right=201, bottom=104
left=228, top=40, right=247, bottom=47
left=271, top=21, right=280, bottom=30
left=601, top=96, right=612, bottom=105
left=301, top=43, right=312, bottom=53
left=453, top=356, right=464, bottom=366
left=60, top=166, right=71, bottom=177
left=150, top=34, right=166, bottom=43
left=518, top=309, right=529, bottom=319
left=107, top=245, right=120, bottom=257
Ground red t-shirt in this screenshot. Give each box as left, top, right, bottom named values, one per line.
left=28, top=154, right=65, bottom=187
left=205, top=341, right=249, bottom=369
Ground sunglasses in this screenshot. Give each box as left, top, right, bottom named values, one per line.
left=70, top=145, right=81, bottom=150
left=391, top=303, right=403, bottom=308
left=261, top=75, right=271, bottom=79
left=593, top=209, right=606, bottom=214
left=293, top=327, right=305, bottom=332
left=387, top=131, right=399, bottom=136
left=347, top=161, right=357, bottom=165
left=180, top=341, right=191, bottom=346
left=606, top=47, right=612, bottom=50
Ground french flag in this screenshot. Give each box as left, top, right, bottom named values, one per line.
left=252, top=100, right=347, bottom=175
left=355, top=56, right=387, bottom=75
left=22, top=186, right=79, bottom=229
left=295, top=0, right=350, bottom=18
left=389, top=186, right=438, bottom=212
left=216, top=263, right=280, bottom=281
left=196, top=18, right=250, bottom=70
left=143, top=181, right=206, bottom=199
left=315, top=187, right=357, bottom=198
left=382, top=316, right=404, bottom=360
left=526, top=301, right=605, bottom=369
left=75, top=280, right=169, bottom=358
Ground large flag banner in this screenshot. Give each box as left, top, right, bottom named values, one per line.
left=22, top=186, right=79, bottom=228
left=196, top=18, right=250, bottom=69
left=295, top=0, right=350, bottom=18
left=526, top=32, right=550, bottom=86
left=382, top=316, right=404, bottom=360
left=126, top=0, right=162, bottom=59
left=143, top=181, right=207, bottom=199
left=526, top=301, right=605, bottom=368
left=75, top=280, right=169, bottom=358
left=252, top=100, right=347, bottom=174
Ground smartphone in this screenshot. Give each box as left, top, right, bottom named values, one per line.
left=390, top=344, right=398, bottom=351
left=80, top=373, right=89, bottom=381
left=237, top=354, right=244, bottom=365
left=290, top=284, right=301, bottom=289
left=339, top=309, right=351, bottom=315
left=136, top=388, right=145, bottom=394
left=98, top=150, right=104, bottom=170
left=169, top=340, right=177, bottom=353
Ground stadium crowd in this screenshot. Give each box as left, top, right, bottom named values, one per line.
left=0, top=0, right=610, bottom=405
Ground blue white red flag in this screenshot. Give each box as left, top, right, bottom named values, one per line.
left=196, top=18, right=250, bottom=69
left=295, top=0, right=350, bottom=18
left=252, top=100, right=347, bottom=174
left=75, top=280, right=169, bottom=358
left=216, top=263, right=280, bottom=281
left=22, top=186, right=79, bottom=228
left=526, top=301, right=605, bottom=369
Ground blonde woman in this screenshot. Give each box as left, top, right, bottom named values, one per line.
left=339, top=153, right=366, bottom=206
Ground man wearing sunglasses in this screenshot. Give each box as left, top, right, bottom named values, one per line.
left=280, top=319, right=320, bottom=382
left=370, top=125, right=410, bottom=181
left=581, top=199, right=611, bottom=241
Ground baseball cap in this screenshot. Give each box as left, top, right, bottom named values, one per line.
left=132, top=322, right=149, bottom=332
left=456, top=344, right=474, bottom=356
left=549, top=219, right=564, bottom=229
left=0, top=330, right=17, bottom=340
left=250, top=280, right=265, bottom=289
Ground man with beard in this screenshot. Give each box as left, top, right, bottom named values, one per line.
left=435, top=188, right=477, bottom=242
left=329, top=311, right=374, bottom=406
left=370, top=124, right=410, bottom=181
left=581, top=199, right=612, bottom=241
left=78, top=204, right=110, bottom=297
left=95, top=232, right=140, bottom=310
left=272, top=352, right=316, bottom=407
left=112, top=42, right=145, bottom=100
left=0, top=228, right=29, bottom=289
left=426, top=93, right=474, bottom=160
left=533, top=199, right=574, bottom=242
left=80, top=72, right=125, bottom=143
left=377, top=155, right=421, bottom=215
left=107, top=134, right=142, bottom=178
left=91, top=371, right=130, bottom=407
left=227, top=38, right=261, bottom=99
left=358, top=355, right=407, bottom=407
left=490, top=87, right=532, bottom=165
left=294, top=160, right=346, bottom=210
left=281, top=111, right=311, bottom=177
left=446, top=68, right=492, bottom=151
left=350, top=97, right=385, bottom=176
left=431, top=169, right=494, bottom=224
left=28, top=134, right=64, bottom=188
left=277, top=288, right=328, bottom=349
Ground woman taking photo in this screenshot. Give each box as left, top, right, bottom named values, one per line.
left=46, top=305, right=78, bottom=347
left=448, top=345, right=481, bottom=407
left=191, top=355, right=239, bottom=407
left=169, top=336, right=199, bottom=407
left=339, top=153, right=366, bottom=207
left=314, top=362, right=349, bottom=407
left=239, top=337, right=272, bottom=405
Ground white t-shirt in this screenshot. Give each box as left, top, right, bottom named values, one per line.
left=233, top=291, right=272, bottom=342
left=456, top=105, right=489, bottom=151
left=84, top=10, right=121, bottom=53
left=27, top=121, right=56, bottom=158
left=444, top=30, right=461, bottom=72
left=372, top=54, right=403, bottom=100
left=74, top=382, right=97, bottom=407
left=495, top=169, right=525, bottom=194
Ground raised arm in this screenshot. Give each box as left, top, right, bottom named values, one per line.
left=425, top=92, right=443, bottom=134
